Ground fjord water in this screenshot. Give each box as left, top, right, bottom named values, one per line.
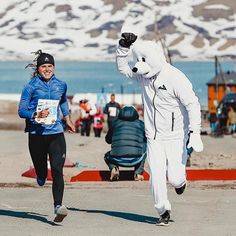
left=0, top=61, right=235, bottom=106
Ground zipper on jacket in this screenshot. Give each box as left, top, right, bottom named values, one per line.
left=152, top=75, right=158, bottom=139
left=48, top=80, right=51, bottom=99
left=171, top=112, right=175, bottom=131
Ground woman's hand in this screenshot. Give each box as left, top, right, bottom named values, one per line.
left=64, top=115, right=75, bottom=133
left=36, top=108, right=49, bottom=118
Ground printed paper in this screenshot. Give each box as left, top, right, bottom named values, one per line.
left=35, top=99, right=59, bottom=125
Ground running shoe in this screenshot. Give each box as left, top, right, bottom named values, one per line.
left=110, top=167, right=119, bottom=181
left=175, top=183, right=186, bottom=195
left=54, top=205, right=68, bottom=223
left=36, top=177, right=46, bottom=187
left=156, top=210, right=170, bottom=226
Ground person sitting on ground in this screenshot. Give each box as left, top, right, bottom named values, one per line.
left=104, top=105, right=147, bottom=181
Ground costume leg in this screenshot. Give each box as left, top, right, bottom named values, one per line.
left=48, top=133, right=66, bottom=207
left=167, top=139, right=187, bottom=188
left=28, top=134, right=48, bottom=180
left=147, top=139, right=171, bottom=215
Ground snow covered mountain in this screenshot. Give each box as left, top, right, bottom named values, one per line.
left=0, top=0, right=236, bottom=61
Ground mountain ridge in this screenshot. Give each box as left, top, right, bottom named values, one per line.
left=0, top=0, right=236, bottom=61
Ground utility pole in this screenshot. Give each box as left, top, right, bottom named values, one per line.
left=215, top=56, right=219, bottom=103
left=216, top=56, right=228, bottom=93
left=214, top=56, right=229, bottom=105
left=154, top=12, right=172, bottom=65
left=120, top=84, right=124, bottom=105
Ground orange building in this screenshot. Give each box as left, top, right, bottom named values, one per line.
left=207, top=71, right=236, bottom=113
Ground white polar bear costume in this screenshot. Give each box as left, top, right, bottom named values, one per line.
left=116, top=39, right=203, bottom=216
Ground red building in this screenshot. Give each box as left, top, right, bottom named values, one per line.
left=207, top=71, right=236, bottom=113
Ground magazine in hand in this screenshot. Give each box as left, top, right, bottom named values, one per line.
left=35, top=99, right=59, bottom=125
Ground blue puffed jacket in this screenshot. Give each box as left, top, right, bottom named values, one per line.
left=105, top=106, right=147, bottom=166
left=18, top=74, right=70, bottom=135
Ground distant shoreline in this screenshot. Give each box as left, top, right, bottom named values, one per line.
left=0, top=93, right=209, bottom=109
left=0, top=93, right=21, bottom=101
left=0, top=58, right=235, bottom=62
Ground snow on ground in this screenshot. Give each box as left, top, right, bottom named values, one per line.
left=204, top=4, right=230, bottom=10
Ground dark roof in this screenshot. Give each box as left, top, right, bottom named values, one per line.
left=207, top=71, right=236, bottom=85
left=222, top=93, right=236, bottom=103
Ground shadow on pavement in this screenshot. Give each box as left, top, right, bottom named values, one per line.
left=68, top=207, right=156, bottom=224
left=0, top=209, right=57, bottom=226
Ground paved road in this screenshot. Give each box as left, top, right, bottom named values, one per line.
left=0, top=131, right=236, bottom=235
left=0, top=182, right=236, bottom=236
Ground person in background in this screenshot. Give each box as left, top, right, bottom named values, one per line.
left=79, top=99, right=97, bottom=136
left=103, top=93, right=121, bottom=130
left=228, top=106, right=236, bottom=135
left=208, top=111, right=218, bottom=135
left=218, top=104, right=228, bottom=135
left=104, top=105, right=147, bottom=181
left=92, top=106, right=104, bottom=137
left=18, top=50, right=75, bottom=223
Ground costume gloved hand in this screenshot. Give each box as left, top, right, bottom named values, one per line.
left=187, top=131, right=203, bottom=152
left=119, top=32, right=137, bottom=48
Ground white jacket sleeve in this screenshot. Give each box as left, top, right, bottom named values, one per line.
left=116, top=45, right=135, bottom=79
left=173, top=72, right=201, bottom=133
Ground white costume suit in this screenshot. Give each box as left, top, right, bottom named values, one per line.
left=116, top=40, right=202, bottom=215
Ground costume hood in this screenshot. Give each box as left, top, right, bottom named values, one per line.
left=132, top=40, right=166, bottom=78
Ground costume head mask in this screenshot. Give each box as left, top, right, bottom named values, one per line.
left=132, top=40, right=166, bottom=78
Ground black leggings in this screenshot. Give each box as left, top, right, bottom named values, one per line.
left=28, top=133, right=66, bottom=207
left=93, top=128, right=102, bottom=137
left=81, top=120, right=92, bottom=136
